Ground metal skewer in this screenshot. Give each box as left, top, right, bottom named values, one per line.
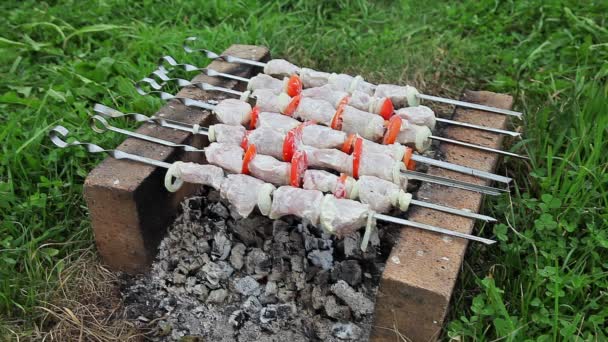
left=182, top=37, right=522, bottom=118
left=128, top=84, right=516, bottom=186
left=156, top=59, right=521, bottom=137
left=151, top=77, right=528, bottom=161
left=86, top=119, right=497, bottom=223
left=49, top=125, right=496, bottom=245
left=94, top=104, right=505, bottom=196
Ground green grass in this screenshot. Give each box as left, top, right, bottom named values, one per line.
left=1, top=0, right=606, bottom=339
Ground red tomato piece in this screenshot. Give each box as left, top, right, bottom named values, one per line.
left=248, top=106, right=260, bottom=130
left=378, top=98, right=394, bottom=120
left=242, top=144, right=257, bottom=174
left=286, top=75, right=303, bottom=97
left=352, top=137, right=363, bottom=179
left=290, top=150, right=308, bottom=187
left=283, top=95, right=301, bottom=116
left=382, top=115, right=402, bottom=145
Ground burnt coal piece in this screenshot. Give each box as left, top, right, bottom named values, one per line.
left=123, top=189, right=398, bottom=341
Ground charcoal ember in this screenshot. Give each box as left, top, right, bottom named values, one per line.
left=259, top=304, right=295, bottom=324
left=231, top=216, right=267, bottom=247
left=324, top=296, right=351, bottom=321
left=206, top=289, right=228, bottom=304
left=264, top=281, right=278, bottom=297
left=331, top=280, right=374, bottom=318
left=332, top=322, right=362, bottom=340
left=234, top=276, right=261, bottom=297
left=305, top=265, right=320, bottom=282
left=211, top=231, right=232, bottom=260
left=229, top=310, right=246, bottom=328
left=173, top=271, right=186, bottom=285
left=331, top=260, right=363, bottom=287
left=307, top=249, right=334, bottom=270
left=341, top=234, right=363, bottom=259
left=199, top=261, right=234, bottom=289
left=230, top=243, right=246, bottom=270
left=298, top=286, right=313, bottom=310
left=311, top=286, right=328, bottom=310
left=191, top=284, right=209, bottom=301
left=314, top=269, right=331, bottom=285
left=238, top=321, right=262, bottom=341
left=290, top=255, right=305, bottom=273
left=277, top=288, right=295, bottom=302
left=209, top=202, right=229, bottom=219
left=291, top=271, right=307, bottom=291
left=242, top=296, right=262, bottom=316
left=245, top=248, right=271, bottom=275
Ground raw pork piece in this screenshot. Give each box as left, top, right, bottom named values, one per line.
left=205, top=143, right=244, bottom=174
left=303, top=170, right=356, bottom=198
left=247, top=74, right=284, bottom=94
left=246, top=127, right=285, bottom=160
left=293, top=97, right=335, bottom=126
left=248, top=154, right=290, bottom=186
left=301, top=146, right=352, bottom=174
left=302, top=170, right=339, bottom=193
left=395, top=120, right=432, bottom=152
left=299, top=68, right=331, bottom=88
left=170, top=162, right=225, bottom=190
left=214, top=99, right=252, bottom=126
left=374, top=84, right=420, bottom=108
left=256, top=112, right=301, bottom=134
left=340, top=106, right=385, bottom=142
left=356, top=176, right=411, bottom=213
left=395, top=105, right=436, bottom=129
left=301, top=85, right=348, bottom=107
left=357, top=152, right=402, bottom=184
left=320, top=195, right=370, bottom=237
left=220, top=174, right=268, bottom=218
left=361, top=140, right=406, bottom=161
left=209, top=124, right=246, bottom=145
left=253, top=89, right=290, bottom=113
left=327, top=73, right=353, bottom=93
left=264, top=59, right=300, bottom=77
left=328, top=73, right=375, bottom=95
left=301, top=125, right=347, bottom=150
left=269, top=187, right=324, bottom=225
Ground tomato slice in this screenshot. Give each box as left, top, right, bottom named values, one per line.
left=285, top=75, right=303, bottom=97
left=352, top=137, right=363, bottom=179
left=290, top=150, right=308, bottom=187
left=382, top=115, right=402, bottom=145
left=331, top=103, right=346, bottom=130
left=339, top=96, right=351, bottom=106
left=378, top=98, right=394, bottom=120
left=341, top=133, right=356, bottom=154
left=283, top=95, right=301, bottom=116
left=402, top=146, right=416, bottom=170
left=240, top=130, right=250, bottom=150
left=248, top=106, right=260, bottom=130
left=282, top=129, right=297, bottom=162
left=242, top=144, right=257, bottom=175
left=334, top=173, right=349, bottom=198
left=407, top=159, right=417, bottom=171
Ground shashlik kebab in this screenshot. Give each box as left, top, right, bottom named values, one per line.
left=182, top=37, right=522, bottom=118
left=49, top=125, right=497, bottom=246
left=136, top=75, right=526, bottom=160
left=94, top=103, right=509, bottom=191
left=85, top=119, right=495, bottom=223
left=156, top=57, right=519, bottom=137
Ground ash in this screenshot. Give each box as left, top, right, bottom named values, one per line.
left=123, top=189, right=398, bottom=341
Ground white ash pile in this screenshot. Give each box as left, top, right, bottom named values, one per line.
left=123, top=189, right=398, bottom=341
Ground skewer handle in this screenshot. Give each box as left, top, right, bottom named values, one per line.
left=183, top=37, right=267, bottom=68
left=374, top=213, right=496, bottom=245
left=430, top=135, right=529, bottom=160
left=417, top=93, right=522, bottom=118
left=49, top=126, right=172, bottom=169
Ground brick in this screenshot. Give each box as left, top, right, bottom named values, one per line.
left=371, top=91, right=514, bottom=341
left=84, top=45, right=270, bottom=273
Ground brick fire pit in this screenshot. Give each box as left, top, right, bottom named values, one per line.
left=84, top=45, right=512, bottom=341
